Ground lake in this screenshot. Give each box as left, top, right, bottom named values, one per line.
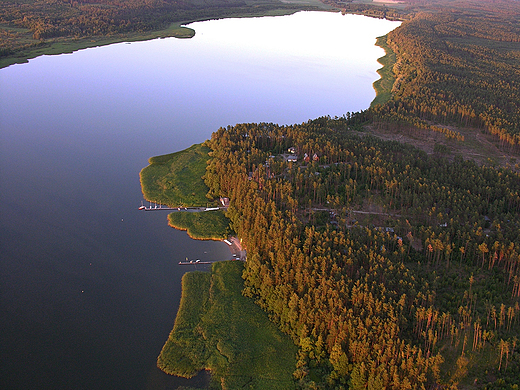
left=0, top=11, right=400, bottom=390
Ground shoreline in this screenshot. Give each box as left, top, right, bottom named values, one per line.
left=371, top=33, right=398, bottom=107
left=164, top=210, right=245, bottom=260
left=0, top=7, right=309, bottom=70
left=0, top=24, right=195, bottom=70
left=0, top=6, right=401, bottom=71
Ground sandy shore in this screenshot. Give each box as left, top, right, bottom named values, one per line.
left=225, top=237, right=247, bottom=261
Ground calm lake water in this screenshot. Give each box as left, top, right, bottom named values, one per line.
left=0, top=11, right=400, bottom=390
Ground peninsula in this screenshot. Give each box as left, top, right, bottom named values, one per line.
left=139, top=143, right=231, bottom=240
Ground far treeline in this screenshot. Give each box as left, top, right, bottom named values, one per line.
left=203, top=117, right=520, bottom=388
left=0, top=0, right=316, bottom=65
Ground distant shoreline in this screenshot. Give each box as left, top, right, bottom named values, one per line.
left=0, top=24, right=195, bottom=70
left=0, top=8, right=307, bottom=70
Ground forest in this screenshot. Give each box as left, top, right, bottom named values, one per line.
left=131, top=0, right=520, bottom=387
left=201, top=116, right=520, bottom=388
left=366, top=0, right=520, bottom=152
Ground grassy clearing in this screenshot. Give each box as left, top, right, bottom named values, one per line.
left=140, top=143, right=213, bottom=207
left=371, top=34, right=397, bottom=107
left=158, top=261, right=298, bottom=389
left=141, top=143, right=233, bottom=239
left=168, top=210, right=232, bottom=240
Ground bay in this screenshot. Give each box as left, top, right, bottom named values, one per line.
left=0, top=11, right=400, bottom=390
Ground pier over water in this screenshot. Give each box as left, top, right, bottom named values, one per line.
left=138, top=201, right=225, bottom=212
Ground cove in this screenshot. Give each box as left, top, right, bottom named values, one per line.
left=0, top=11, right=400, bottom=390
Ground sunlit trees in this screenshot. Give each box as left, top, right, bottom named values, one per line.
left=202, top=117, right=520, bottom=386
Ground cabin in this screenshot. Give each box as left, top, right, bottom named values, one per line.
left=220, top=197, right=230, bottom=207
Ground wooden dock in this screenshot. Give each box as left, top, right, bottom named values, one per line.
left=178, top=258, right=244, bottom=265
left=138, top=201, right=224, bottom=212
left=178, top=260, right=213, bottom=265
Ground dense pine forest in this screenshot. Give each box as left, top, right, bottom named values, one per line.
left=166, top=6, right=520, bottom=383
left=203, top=116, right=520, bottom=388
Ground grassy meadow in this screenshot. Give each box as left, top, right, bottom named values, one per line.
left=140, top=143, right=233, bottom=240
left=157, top=261, right=298, bottom=389
left=158, top=270, right=212, bottom=378
left=140, top=143, right=213, bottom=207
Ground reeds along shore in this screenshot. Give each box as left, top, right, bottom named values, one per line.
left=157, top=261, right=297, bottom=389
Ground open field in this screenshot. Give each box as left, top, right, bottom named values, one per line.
left=365, top=123, right=520, bottom=171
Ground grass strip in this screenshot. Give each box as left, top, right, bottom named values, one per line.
left=168, top=210, right=232, bottom=240
left=371, top=34, right=397, bottom=107
left=158, top=271, right=212, bottom=378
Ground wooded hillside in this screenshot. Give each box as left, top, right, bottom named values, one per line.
left=368, top=0, right=520, bottom=152
left=203, top=117, right=520, bottom=388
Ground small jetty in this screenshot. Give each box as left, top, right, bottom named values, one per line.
left=178, top=259, right=214, bottom=265
left=138, top=201, right=223, bottom=212
left=138, top=201, right=177, bottom=211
